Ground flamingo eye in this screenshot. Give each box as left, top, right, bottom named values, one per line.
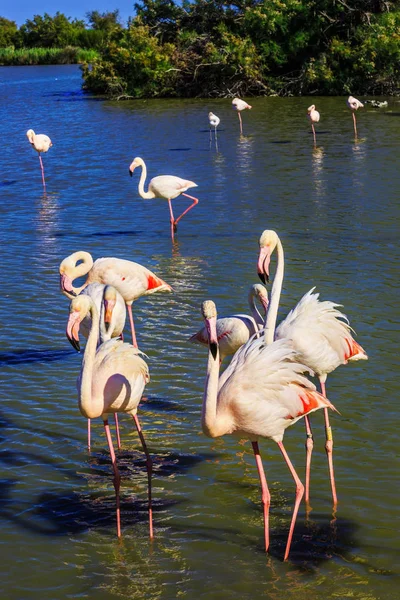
left=122, top=277, right=126, bottom=281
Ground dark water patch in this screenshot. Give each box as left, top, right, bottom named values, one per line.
left=0, top=348, right=75, bottom=366
left=0, top=180, right=17, bottom=187
left=168, top=148, right=192, bottom=151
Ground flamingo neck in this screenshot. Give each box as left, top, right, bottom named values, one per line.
left=137, top=160, right=155, bottom=199
left=63, top=251, right=93, bottom=298
left=202, top=341, right=224, bottom=438
left=79, top=302, right=101, bottom=419
left=249, top=293, right=264, bottom=327
left=264, top=237, right=284, bottom=345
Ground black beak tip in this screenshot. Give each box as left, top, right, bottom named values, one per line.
left=210, top=342, right=218, bottom=361
left=258, top=272, right=268, bottom=285
left=129, top=169, right=133, bottom=177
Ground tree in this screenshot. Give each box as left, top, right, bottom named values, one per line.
left=0, top=17, right=17, bottom=47
left=19, top=12, right=85, bottom=48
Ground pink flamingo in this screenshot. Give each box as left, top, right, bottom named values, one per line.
left=59, top=251, right=172, bottom=349
left=129, top=157, right=199, bottom=242
left=257, top=230, right=368, bottom=505
left=66, top=294, right=153, bottom=539
left=307, top=105, right=320, bottom=146
left=347, top=96, right=364, bottom=138
left=26, top=129, right=52, bottom=189
left=232, top=98, right=252, bottom=135
left=189, top=284, right=269, bottom=362
left=201, top=299, right=336, bottom=560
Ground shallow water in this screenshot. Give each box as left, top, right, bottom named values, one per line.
left=0, top=64, right=399, bottom=600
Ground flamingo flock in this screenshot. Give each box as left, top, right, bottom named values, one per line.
left=25, top=92, right=369, bottom=559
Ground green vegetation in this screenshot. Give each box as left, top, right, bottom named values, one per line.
left=0, top=46, right=98, bottom=66
left=1, top=3, right=399, bottom=96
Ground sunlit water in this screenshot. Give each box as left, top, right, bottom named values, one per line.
left=0, top=65, right=399, bottom=600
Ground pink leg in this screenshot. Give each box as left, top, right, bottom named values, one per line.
left=251, top=441, right=271, bottom=552
left=352, top=112, right=358, bottom=138
left=103, top=418, right=121, bottom=537
left=38, top=154, right=46, bottom=188
left=133, top=414, right=153, bottom=539
left=277, top=441, right=304, bottom=561
left=126, top=304, right=138, bottom=348
left=168, top=198, right=176, bottom=242
left=304, top=415, right=313, bottom=504
left=173, top=193, right=199, bottom=227
left=238, top=112, right=243, bottom=135
left=114, top=414, right=121, bottom=450
left=87, top=419, right=91, bottom=451
left=320, top=380, right=338, bottom=506
left=311, top=124, right=316, bottom=146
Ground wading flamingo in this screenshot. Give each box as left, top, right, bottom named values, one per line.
left=232, top=98, right=252, bottom=135
left=129, top=157, right=199, bottom=242
left=66, top=294, right=153, bottom=539
left=347, top=96, right=364, bottom=138
left=26, top=129, right=52, bottom=189
left=307, top=105, right=320, bottom=146
left=257, top=230, right=368, bottom=505
left=201, top=299, right=336, bottom=560
left=60, top=251, right=172, bottom=348
left=74, top=282, right=127, bottom=450
left=190, top=284, right=269, bottom=363
left=208, top=112, right=220, bottom=146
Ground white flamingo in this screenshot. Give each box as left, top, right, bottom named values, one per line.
left=189, top=284, right=269, bottom=362
left=59, top=250, right=172, bottom=348
left=201, top=299, right=336, bottom=560
left=232, top=98, right=252, bottom=135
left=129, top=157, right=199, bottom=242
left=307, top=105, right=320, bottom=146
left=66, top=294, right=153, bottom=539
left=208, top=112, right=220, bottom=145
left=257, top=229, right=368, bottom=504
left=347, top=96, right=364, bottom=138
left=26, top=129, right=52, bottom=189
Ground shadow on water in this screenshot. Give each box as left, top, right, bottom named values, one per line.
left=0, top=348, right=75, bottom=366
left=0, top=180, right=17, bottom=187
left=53, top=229, right=144, bottom=238
left=168, top=148, right=192, bottom=151
left=141, top=394, right=187, bottom=413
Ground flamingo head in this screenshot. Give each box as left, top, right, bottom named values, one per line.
left=250, top=283, right=269, bottom=314
left=129, top=156, right=143, bottom=177
left=26, top=129, right=35, bottom=144
left=201, top=300, right=218, bottom=360
left=307, top=105, right=315, bottom=114
left=257, top=230, right=279, bottom=284
left=66, top=296, right=91, bottom=352
left=103, top=285, right=117, bottom=331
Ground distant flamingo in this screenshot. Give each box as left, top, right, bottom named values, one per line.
left=26, top=129, right=52, bottom=189
left=347, top=96, right=364, bottom=138
left=201, top=299, right=336, bottom=560
left=129, top=157, right=199, bottom=242
left=232, top=98, right=252, bottom=135
left=73, top=282, right=127, bottom=450
left=307, top=105, right=320, bottom=146
left=60, top=251, right=172, bottom=348
left=190, top=284, right=269, bottom=362
left=257, top=229, right=368, bottom=505
left=208, top=112, right=220, bottom=146
left=66, top=294, right=153, bottom=539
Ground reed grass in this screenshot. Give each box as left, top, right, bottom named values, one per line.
left=0, top=46, right=98, bottom=66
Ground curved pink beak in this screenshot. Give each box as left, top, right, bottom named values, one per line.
left=60, top=273, right=77, bottom=296
left=66, top=311, right=81, bottom=352
left=257, top=246, right=271, bottom=284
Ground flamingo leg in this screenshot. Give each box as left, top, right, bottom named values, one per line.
left=277, top=441, right=304, bottom=561
left=114, top=414, right=122, bottom=450
left=87, top=419, right=91, bottom=451
left=320, top=380, right=338, bottom=506
left=304, top=415, right=313, bottom=504
left=352, top=112, right=358, bottom=138
left=126, top=304, right=138, bottom=348
left=251, top=441, right=271, bottom=552
left=168, top=198, right=176, bottom=241
left=238, top=112, right=243, bottom=135
left=173, top=193, right=199, bottom=227
left=311, top=124, right=316, bottom=146
left=103, top=418, right=122, bottom=538
left=132, top=414, right=153, bottom=539
left=38, top=154, right=46, bottom=188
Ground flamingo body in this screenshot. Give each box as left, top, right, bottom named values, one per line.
left=347, top=96, right=364, bottom=111
left=26, top=129, right=52, bottom=188
left=232, top=98, right=252, bottom=112
left=307, top=105, right=320, bottom=124
left=208, top=112, right=220, bottom=128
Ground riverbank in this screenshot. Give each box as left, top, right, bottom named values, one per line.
left=0, top=46, right=98, bottom=66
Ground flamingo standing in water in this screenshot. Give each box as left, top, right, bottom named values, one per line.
left=66, top=295, right=153, bottom=539
left=347, top=96, right=364, bottom=138
left=307, top=105, right=320, bottom=146
left=59, top=250, right=172, bottom=349
left=200, top=299, right=336, bottom=560
left=208, top=112, right=220, bottom=147
left=69, top=282, right=127, bottom=450
left=257, top=230, right=368, bottom=505
left=129, top=157, right=199, bottom=242
left=26, top=129, right=52, bottom=189
left=232, top=98, right=252, bottom=135
left=190, top=284, right=269, bottom=363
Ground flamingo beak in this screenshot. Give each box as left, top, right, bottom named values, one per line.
left=257, top=246, right=271, bottom=284
left=60, top=273, right=77, bottom=296
left=205, top=315, right=218, bottom=360
left=129, top=162, right=137, bottom=177
left=260, top=294, right=269, bottom=314
left=103, top=299, right=115, bottom=332
left=66, top=311, right=81, bottom=352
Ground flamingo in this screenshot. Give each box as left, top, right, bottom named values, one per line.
left=189, top=284, right=269, bottom=362
left=347, top=96, right=364, bottom=138
left=59, top=251, right=172, bottom=348
left=257, top=229, right=368, bottom=505
left=208, top=112, right=220, bottom=146
left=307, top=105, right=320, bottom=146
left=129, top=157, right=199, bottom=242
left=66, top=294, right=153, bottom=539
left=232, top=98, right=252, bottom=135
left=73, top=282, right=127, bottom=451
left=201, top=299, right=336, bottom=560
left=26, top=129, right=52, bottom=189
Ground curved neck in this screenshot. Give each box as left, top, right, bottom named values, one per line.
left=202, top=342, right=223, bottom=438
left=137, top=161, right=155, bottom=199
left=62, top=251, right=93, bottom=297
left=264, top=238, right=284, bottom=345
left=79, top=303, right=100, bottom=418
left=249, top=295, right=263, bottom=326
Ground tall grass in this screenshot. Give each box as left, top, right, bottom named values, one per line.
left=0, top=46, right=98, bottom=66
